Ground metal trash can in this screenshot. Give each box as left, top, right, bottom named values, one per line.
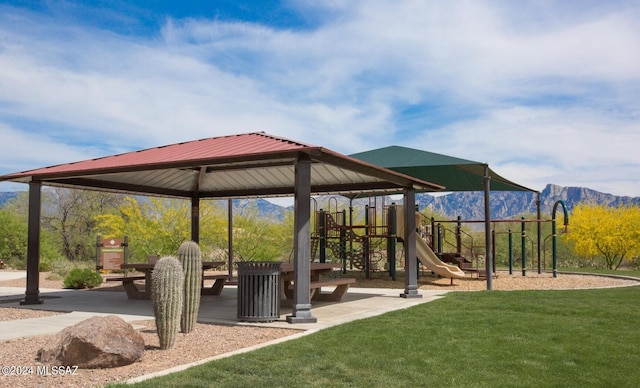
left=237, top=261, right=281, bottom=322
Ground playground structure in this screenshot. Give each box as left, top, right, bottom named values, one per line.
left=309, top=197, right=569, bottom=283
left=396, top=205, right=466, bottom=284
left=310, top=197, right=396, bottom=278
left=428, top=200, right=569, bottom=278
left=309, top=197, right=470, bottom=283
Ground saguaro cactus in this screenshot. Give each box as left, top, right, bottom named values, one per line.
left=178, top=241, right=202, bottom=333
left=151, top=256, right=184, bottom=350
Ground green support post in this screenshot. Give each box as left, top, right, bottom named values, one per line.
left=492, top=229, right=496, bottom=271
left=552, top=200, right=569, bottom=278
left=437, top=223, right=443, bottom=257
left=364, top=205, right=370, bottom=279
left=456, top=216, right=462, bottom=257
left=508, top=229, right=513, bottom=275
left=521, top=217, right=526, bottom=276
left=430, top=217, right=435, bottom=249
left=319, top=209, right=326, bottom=263
left=388, top=204, right=397, bottom=281
left=340, top=210, right=347, bottom=274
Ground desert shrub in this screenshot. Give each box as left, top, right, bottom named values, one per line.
left=63, top=268, right=103, bottom=289
left=39, top=261, right=52, bottom=272
left=50, top=259, right=77, bottom=277
left=50, top=259, right=94, bottom=278
left=5, top=257, right=26, bottom=270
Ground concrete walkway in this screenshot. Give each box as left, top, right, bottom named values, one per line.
left=0, top=270, right=450, bottom=382
left=0, top=270, right=448, bottom=339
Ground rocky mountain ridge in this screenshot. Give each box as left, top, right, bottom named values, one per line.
left=416, top=184, right=640, bottom=220
left=1, top=184, right=638, bottom=221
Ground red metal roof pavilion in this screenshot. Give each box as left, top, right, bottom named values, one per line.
left=2, top=132, right=443, bottom=198
left=1, top=132, right=442, bottom=323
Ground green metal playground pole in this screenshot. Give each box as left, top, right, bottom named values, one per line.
left=319, top=209, right=326, bottom=263
left=388, top=204, right=397, bottom=281
left=340, top=210, right=347, bottom=274
left=552, top=217, right=557, bottom=277
left=430, top=217, right=435, bottom=249
left=521, top=217, right=526, bottom=276
left=552, top=200, right=569, bottom=278
left=415, top=204, right=420, bottom=279
left=349, top=201, right=354, bottom=271
left=491, top=230, right=496, bottom=271
left=508, top=229, right=513, bottom=275
left=437, top=224, right=443, bottom=257
left=456, top=216, right=462, bottom=256
left=364, top=205, right=370, bottom=279
left=537, top=192, right=542, bottom=274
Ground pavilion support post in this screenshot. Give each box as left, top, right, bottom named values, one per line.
left=287, top=154, right=317, bottom=324
left=191, top=194, right=200, bottom=244
left=484, top=164, right=493, bottom=291
left=22, top=181, right=43, bottom=305
left=228, top=198, right=234, bottom=278
left=401, top=188, right=421, bottom=299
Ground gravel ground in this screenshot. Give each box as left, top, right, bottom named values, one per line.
left=0, top=318, right=298, bottom=388
left=0, top=270, right=638, bottom=387
left=345, top=268, right=640, bottom=291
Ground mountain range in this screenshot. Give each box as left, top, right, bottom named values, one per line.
left=1, top=184, right=638, bottom=221
left=416, top=184, right=640, bottom=220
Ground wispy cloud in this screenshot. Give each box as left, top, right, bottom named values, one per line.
left=0, top=1, right=639, bottom=196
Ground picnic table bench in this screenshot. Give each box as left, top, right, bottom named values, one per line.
left=201, top=273, right=230, bottom=295
left=286, top=277, right=356, bottom=302
left=280, top=262, right=356, bottom=306
left=105, top=275, right=148, bottom=299
left=106, top=261, right=226, bottom=299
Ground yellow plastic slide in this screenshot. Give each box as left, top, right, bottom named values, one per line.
left=396, top=205, right=466, bottom=280
left=416, top=237, right=466, bottom=279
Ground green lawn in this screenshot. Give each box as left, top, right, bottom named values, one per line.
left=111, top=285, right=640, bottom=388
left=558, top=267, right=640, bottom=278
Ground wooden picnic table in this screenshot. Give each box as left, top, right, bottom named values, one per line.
left=280, top=262, right=355, bottom=306
left=108, top=261, right=226, bottom=299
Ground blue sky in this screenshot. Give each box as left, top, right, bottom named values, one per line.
left=1, top=0, right=639, bottom=199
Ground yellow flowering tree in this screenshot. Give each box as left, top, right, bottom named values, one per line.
left=565, top=203, right=640, bottom=269
left=95, top=197, right=294, bottom=263
left=96, top=197, right=184, bottom=258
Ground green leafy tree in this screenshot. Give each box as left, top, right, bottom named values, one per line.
left=96, top=196, right=294, bottom=264
left=232, top=204, right=292, bottom=262
left=40, top=188, right=124, bottom=261
left=1, top=193, right=67, bottom=268
left=0, top=207, right=28, bottom=260
left=564, top=203, right=640, bottom=269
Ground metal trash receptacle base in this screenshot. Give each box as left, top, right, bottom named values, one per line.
left=237, top=261, right=281, bottom=322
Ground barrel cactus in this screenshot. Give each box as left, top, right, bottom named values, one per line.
left=151, top=256, right=184, bottom=350
left=178, top=241, right=202, bottom=333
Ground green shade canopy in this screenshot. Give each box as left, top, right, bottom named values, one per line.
left=350, top=145, right=535, bottom=192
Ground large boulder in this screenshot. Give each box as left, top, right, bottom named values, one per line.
left=37, top=315, right=145, bottom=369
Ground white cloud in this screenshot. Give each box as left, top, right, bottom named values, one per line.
left=414, top=105, right=640, bottom=195
left=0, top=1, right=639, bottom=197
left=0, top=123, right=95, bottom=172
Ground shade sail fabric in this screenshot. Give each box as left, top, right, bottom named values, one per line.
left=350, top=146, right=535, bottom=192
